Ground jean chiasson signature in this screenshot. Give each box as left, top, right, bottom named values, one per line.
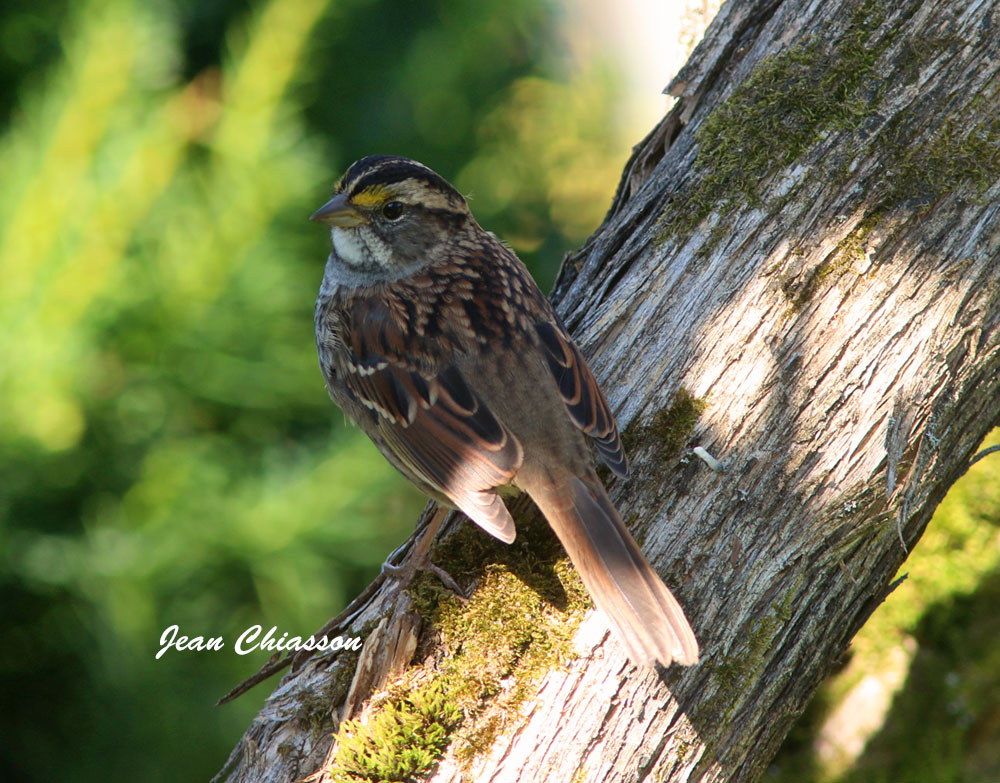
left=155, top=624, right=364, bottom=659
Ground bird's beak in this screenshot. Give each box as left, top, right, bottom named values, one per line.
left=310, top=193, right=367, bottom=226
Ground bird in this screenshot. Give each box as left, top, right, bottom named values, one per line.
left=310, top=155, right=698, bottom=668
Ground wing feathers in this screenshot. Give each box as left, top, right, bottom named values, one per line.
left=535, top=322, right=628, bottom=478
left=335, top=300, right=523, bottom=544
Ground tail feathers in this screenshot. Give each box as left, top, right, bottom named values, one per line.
left=529, top=475, right=699, bottom=667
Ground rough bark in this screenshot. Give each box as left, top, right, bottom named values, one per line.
left=215, top=0, right=1000, bottom=781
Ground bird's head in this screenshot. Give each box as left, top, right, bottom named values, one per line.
left=311, top=155, right=473, bottom=282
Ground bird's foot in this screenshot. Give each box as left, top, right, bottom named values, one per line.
left=381, top=558, right=465, bottom=596
left=381, top=506, right=467, bottom=598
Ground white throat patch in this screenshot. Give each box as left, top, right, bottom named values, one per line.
left=331, top=225, right=395, bottom=270
left=331, top=227, right=368, bottom=268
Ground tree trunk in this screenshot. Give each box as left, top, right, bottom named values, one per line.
left=215, top=0, right=1000, bottom=780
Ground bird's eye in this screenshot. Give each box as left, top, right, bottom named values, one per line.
left=381, top=201, right=405, bottom=221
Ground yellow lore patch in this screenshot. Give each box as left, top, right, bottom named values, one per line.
left=351, top=186, right=392, bottom=208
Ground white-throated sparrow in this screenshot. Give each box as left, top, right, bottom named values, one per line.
left=311, top=155, right=698, bottom=667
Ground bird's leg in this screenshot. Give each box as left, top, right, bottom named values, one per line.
left=381, top=505, right=465, bottom=595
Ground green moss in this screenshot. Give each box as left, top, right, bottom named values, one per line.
left=780, top=91, right=1000, bottom=310
left=652, top=0, right=996, bottom=266
left=622, top=389, right=707, bottom=464
left=881, top=103, right=1000, bottom=210
left=657, top=0, right=891, bottom=245
left=782, top=256, right=840, bottom=314
left=711, top=615, right=780, bottom=694
left=700, top=587, right=799, bottom=727
left=897, top=35, right=966, bottom=85
left=422, top=501, right=584, bottom=602
left=835, top=213, right=882, bottom=266
left=781, top=210, right=882, bottom=312
left=296, top=685, right=337, bottom=741
left=405, top=567, right=454, bottom=621
left=628, top=513, right=648, bottom=548
left=647, top=0, right=997, bottom=322
left=447, top=558, right=587, bottom=689
left=781, top=91, right=1000, bottom=311
left=330, top=680, right=461, bottom=783
left=443, top=554, right=589, bottom=762
left=332, top=510, right=591, bottom=777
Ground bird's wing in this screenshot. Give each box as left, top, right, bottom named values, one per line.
left=334, top=296, right=523, bottom=543
left=534, top=321, right=628, bottom=479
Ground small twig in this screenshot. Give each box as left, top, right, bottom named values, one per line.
left=967, top=444, right=1000, bottom=471
left=947, top=443, right=1000, bottom=486
left=216, top=655, right=291, bottom=706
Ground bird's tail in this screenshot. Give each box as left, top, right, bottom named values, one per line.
left=526, top=473, right=699, bottom=667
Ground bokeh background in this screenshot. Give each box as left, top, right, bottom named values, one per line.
left=0, top=0, right=996, bottom=781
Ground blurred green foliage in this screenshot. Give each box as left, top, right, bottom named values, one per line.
left=0, top=0, right=635, bottom=780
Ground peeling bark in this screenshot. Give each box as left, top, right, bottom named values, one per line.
left=216, top=0, right=1000, bottom=781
